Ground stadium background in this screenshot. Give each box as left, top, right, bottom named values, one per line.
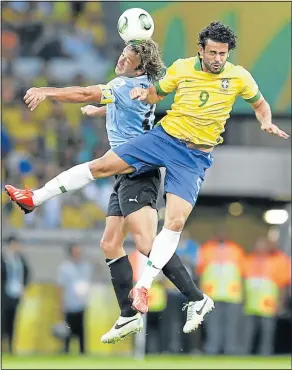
left=1, top=1, right=291, bottom=369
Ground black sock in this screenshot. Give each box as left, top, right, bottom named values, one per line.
left=106, top=256, right=137, bottom=317
left=162, top=253, right=204, bottom=302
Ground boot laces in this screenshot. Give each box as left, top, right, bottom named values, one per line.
left=182, top=302, right=195, bottom=321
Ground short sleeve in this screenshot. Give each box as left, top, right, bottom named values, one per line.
left=153, top=59, right=181, bottom=96
left=238, top=67, right=262, bottom=103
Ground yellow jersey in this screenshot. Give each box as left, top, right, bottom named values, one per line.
left=154, top=56, right=261, bottom=146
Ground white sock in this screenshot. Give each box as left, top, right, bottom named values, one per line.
left=33, top=162, right=94, bottom=206
left=136, top=227, right=181, bottom=290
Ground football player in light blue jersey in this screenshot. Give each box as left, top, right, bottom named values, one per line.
left=106, top=74, right=156, bottom=147
left=8, top=40, right=207, bottom=343
left=83, top=67, right=156, bottom=148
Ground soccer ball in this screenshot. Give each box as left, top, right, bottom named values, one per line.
left=117, top=8, right=154, bottom=43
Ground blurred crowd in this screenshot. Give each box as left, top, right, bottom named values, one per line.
left=2, top=1, right=123, bottom=229
left=144, top=227, right=291, bottom=356
left=2, top=227, right=291, bottom=356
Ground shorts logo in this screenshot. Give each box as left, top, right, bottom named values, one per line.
left=221, top=79, right=229, bottom=89
left=129, top=196, right=138, bottom=203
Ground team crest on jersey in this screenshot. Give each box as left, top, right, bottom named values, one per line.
left=221, top=79, right=230, bottom=89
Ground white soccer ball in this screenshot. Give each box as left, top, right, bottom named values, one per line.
left=117, top=8, right=154, bottom=43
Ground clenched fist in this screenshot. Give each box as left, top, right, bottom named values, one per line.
left=81, top=105, right=106, bottom=117
left=130, top=87, right=149, bottom=102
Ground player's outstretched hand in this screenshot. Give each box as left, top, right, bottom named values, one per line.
left=261, top=123, right=289, bottom=139
left=130, top=87, right=149, bottom=102
left=81, top=105, right=101, bottom=117
left=24, top=88, right=46, bottom=111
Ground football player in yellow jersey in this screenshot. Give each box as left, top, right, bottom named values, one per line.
left=6, top=22, right=289, bottom=323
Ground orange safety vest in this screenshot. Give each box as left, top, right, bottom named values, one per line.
left=196, top=239, right=245, bottom=303
left=244, top=251, right=291, bottom=317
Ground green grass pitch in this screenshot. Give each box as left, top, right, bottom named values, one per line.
left=2, top=354, right=291, bottom=369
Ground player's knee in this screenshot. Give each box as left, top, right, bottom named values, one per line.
left=100, top=238, right=120, bottom=255
left=88, top=158, right=108, bottom=178
left=164, top=216, right=186, bottom=232
left=89, top=151, right=133, bottom=178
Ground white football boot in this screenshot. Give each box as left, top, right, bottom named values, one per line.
left=101, top=312, right=143, bottom=344
left=182, top=294, right=215, bottom=333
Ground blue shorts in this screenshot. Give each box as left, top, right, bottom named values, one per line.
left=113, top=126, right=213, bottom=206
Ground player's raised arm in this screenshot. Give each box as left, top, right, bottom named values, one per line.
left=251, top=96, right=289, bottom=139
left=23, top=84, right=110, bottom=111
left=239, top=67, right=289, bottom=139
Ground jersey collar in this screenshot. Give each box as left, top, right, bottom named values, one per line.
left=194, top=55, right=202, bottom=71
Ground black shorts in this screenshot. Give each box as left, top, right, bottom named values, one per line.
left=106, top=169, right=161, bottom=218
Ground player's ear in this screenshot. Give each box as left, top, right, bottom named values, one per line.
left=198, top=44, right=203, bottom=57
left=136, top=70, right=144, bottom=77
left=134, top=65, right=144, bottom=76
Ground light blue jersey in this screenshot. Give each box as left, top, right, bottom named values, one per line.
left=106, top=75, right=155, bottom=148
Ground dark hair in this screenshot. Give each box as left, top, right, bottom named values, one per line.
left=7, top=235, right=18, bottom=244
left=67, top=243, right=78, bottom=256
left=198, top=21, right=237, bottom=50
left=128, top=39, right=166, bottom=82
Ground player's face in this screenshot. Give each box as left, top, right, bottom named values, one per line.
left=115, top=47, right=143, bottom=77
left=199, top=40, right=229, bottom=74
left=71, top=246, right=81, bottom=260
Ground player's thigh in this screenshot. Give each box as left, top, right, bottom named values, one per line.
left=164, top=166, right=203, bottom=206
left=118, top=170, right=161, bottom=217
left=126, top=206, right=158, bottom=256
left=163, top=138, right=213, bottom=208
left=119, top=171, right=160, bottom=255
left=112, top=127, right=167, bottom=175
left=88, top=149, right=135, bottom=178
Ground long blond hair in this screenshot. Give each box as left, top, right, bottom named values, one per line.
left=128, top=39, right=166, bottom=82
